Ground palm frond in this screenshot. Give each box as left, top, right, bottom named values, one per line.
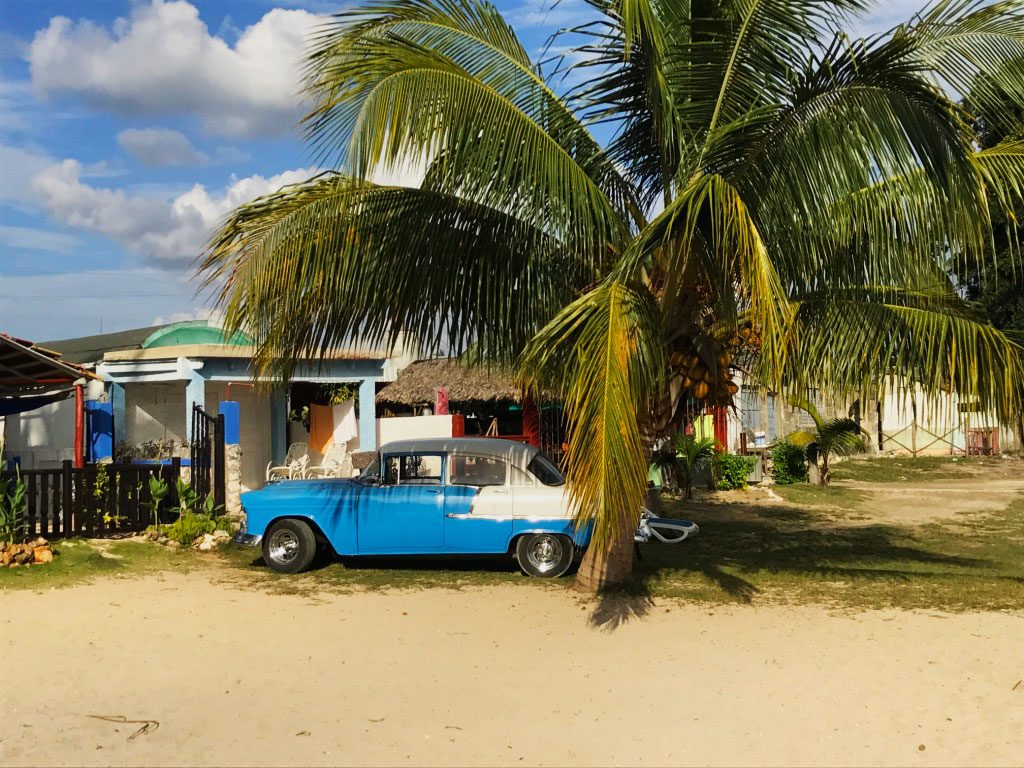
left=521, top=279, right=666, bottom=550
left=770, top=283, right=1024, bottom=422
left=199, top=173, right=586, bottom=376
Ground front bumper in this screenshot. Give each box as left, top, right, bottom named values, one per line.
left=233, top=532, right=263, bottom=547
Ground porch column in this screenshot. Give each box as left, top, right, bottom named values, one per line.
left=110, top=382, right=125, bottom=448
left=358, top=378, right=377, bottom=452
left=270, top=391, right=288, bottom=464
left=185, top=366, right=206, bottom=440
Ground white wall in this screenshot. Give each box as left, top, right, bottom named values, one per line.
left=877, top=382, right=1020, bottom=455
left=204, top=382, right=272, bottom=493
left=124, top=382, right=187, bottom=448
left=377, top=415, right=456, bottom=446
left=1, top=379, right=105, bottom=469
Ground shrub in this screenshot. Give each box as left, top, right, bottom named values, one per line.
left=159, top=511, right=233, bottom=545
left=712, top=452, right=755, bottom=490
left=771, top=439, right=809, bottom=484
left=0, top=471, right=28, bottom=544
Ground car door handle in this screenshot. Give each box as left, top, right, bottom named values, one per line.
left=426, top=488, right=442, bottom=495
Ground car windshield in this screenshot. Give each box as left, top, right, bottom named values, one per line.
left=355, top=454, right=382, bottom=485
left=527, top=453, right=565, bottom=486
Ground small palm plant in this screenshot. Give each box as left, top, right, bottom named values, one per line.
left=673, top=434, right=718, bottom=500
left=147, top=475, right=170, bottom=527
left=789, top=398, right=865, bottom=486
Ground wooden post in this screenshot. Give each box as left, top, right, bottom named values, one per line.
left=61, top=460, right=73, bottom=536
left=73, top=384, right=85, bottom=468
left=522, top=395, right=541, bottom=448
left=911, top=395, right=918, bottom=458
left=214, top=413, right=226, bottom=509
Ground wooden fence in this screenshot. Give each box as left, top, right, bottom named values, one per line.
left=0, top=460, right=184, bottom=540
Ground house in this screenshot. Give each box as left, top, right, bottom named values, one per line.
left=0, top=334, right=102, bottom=469
left=2, top=320, right=416, bottom=495
left=724, top=372, right=1022, bottom=457
left=375, top=358, right=567, bottom=463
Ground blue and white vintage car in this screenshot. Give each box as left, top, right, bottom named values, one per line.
left=238, top=437, right=698, bottom=577
left=239, top=438, right=589, bottom=577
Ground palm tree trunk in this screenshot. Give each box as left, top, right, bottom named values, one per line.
left=574, top=516, right=636, bottom=592
left=819, top=454, right=830, bottom=486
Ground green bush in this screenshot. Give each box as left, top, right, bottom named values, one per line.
left=712, top=452, right=755, bottom=490
left=159, top=511, right=234, bottom=545
left=771, top=439, right=809, bottom=484
left=0, top=471, right=28, bottom=544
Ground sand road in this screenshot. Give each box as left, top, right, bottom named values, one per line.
left=2, top=572, right=1022, bottom=767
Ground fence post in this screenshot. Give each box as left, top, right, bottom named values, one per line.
left=214, top=413, right=226, bottom=509
left=61, top=460, right=73, bottom=536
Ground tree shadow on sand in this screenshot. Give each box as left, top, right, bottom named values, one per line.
left=588, top=503, right=990, bottom=630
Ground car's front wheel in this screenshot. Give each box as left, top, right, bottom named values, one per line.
left=515, top=533, right=574, bottom=578
left=262, top=518, right=317, bottom=574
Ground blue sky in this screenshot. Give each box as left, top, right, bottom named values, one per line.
left=0, top=0, right=920, bottom=341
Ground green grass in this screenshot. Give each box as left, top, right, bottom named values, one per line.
left=5, top=458, right=1022, bottom=614
left=623, top=492, right=1024, bottom=611
left=0, top=539, right=197, bottom=591
left=771, top=483, right=868, bottom=510
left=830, top=455, right=1008, bottom=483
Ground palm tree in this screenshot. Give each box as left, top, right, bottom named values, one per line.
left=788, top=398, right=865, bottom=485
left=672, top=433, right=717, bottom=499
left=200, top=0, right=1024, bottom=592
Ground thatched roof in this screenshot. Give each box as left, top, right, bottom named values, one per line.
left=377, top=359, right=523, bottom=405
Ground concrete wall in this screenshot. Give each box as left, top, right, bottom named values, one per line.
left=124, top=382, right=187, bottom=449
left=377, top=415, right=456, bottom=445
left=205, top=383, right=273, bottom=494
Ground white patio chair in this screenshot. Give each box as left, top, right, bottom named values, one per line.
left=266, top=442, right=309, bottom=482
left=634, top=508, right=700, bottom=544
left=305, top=442, right=354, bottom=479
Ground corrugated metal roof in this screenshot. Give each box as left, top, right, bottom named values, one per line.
left=43, top=325, right=164, bottom=365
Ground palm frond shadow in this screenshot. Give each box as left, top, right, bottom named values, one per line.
left=589, top=503, right=989, bottom=628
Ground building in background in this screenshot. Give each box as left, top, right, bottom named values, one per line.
left=2, top=321, right=415, bottom=493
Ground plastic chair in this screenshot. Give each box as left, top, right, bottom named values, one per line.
left=306, top=442, right=354, bottom=479
left=266, top=442, right=309, bottom=482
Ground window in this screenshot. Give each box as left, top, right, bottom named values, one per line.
left=508, top=465, right=536, bottom=487
left=527, top=453, right=565, bottom=486
left=356, top=454, right=382, bottom=485
left=449, top=455, right=507, bottom=487
left=383, top=454, right=443, bottom=485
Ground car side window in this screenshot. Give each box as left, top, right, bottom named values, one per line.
left=449, top=455, right=508, bottom=487
left=383, top=454, right=443, bottom=486
left=508, top=465, right=536, bottom=486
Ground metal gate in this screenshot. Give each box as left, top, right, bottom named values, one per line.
left=190, top=404, right=226, bottom=508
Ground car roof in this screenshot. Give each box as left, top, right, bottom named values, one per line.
left=378, top=437, right=540, bottom=466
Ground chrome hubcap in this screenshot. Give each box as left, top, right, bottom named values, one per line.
left=526, top=535, right=563, bottom=573
left=268, top=529, right=300, bottom=565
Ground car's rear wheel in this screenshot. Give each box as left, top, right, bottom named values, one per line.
left=262, top=519, right=317, bottom=574
left=516, top=533, right=574, bottom=578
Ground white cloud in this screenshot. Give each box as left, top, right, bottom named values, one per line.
left=506, top=0, right=589, bottom=29
left=844, top=0, right=931, bottom=38
left=118, top=127, right=208, bottom=167
left=28, top=1, right=320, bottom=138
left=0, top=144, right=52, bottom=205
left=152, top=307, right=223, bottom=326
left=31, top=160, right=318, bottom=267
left=0, top=225, right=79, bottom=254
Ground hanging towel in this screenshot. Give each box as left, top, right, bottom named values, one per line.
left=331, top=399, right=359, bottom=447
left=309, top=404, right=335, bottom=454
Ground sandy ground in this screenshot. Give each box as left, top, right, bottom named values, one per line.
left=2, top=573, right=1022, bottom=767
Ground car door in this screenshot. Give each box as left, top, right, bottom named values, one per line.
left=509, top=453, right=576, bottom=533
left=356, top=452, right=446, bottom=552
left=443, top=454, right=514, bottom=553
